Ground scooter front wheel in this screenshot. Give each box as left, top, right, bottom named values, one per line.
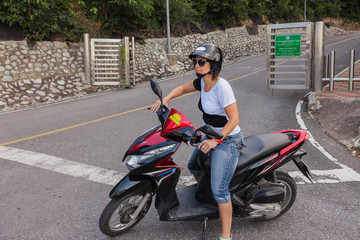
left=99, top=191, right=152, bottom=236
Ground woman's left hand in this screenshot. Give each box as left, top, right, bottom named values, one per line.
left=198, top=139, right=218, bottom=154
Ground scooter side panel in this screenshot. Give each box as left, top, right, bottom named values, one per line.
left=155, top=168, right=181, bottom=220
left=109, top=174, right=155, bottom=199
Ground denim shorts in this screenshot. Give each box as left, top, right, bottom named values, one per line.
left=188, top=131, right=244, bottom=204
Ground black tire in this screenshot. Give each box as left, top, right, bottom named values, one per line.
left=99, top=191, right=152, bottom=236
left=268, top=171, right=297, bottom=219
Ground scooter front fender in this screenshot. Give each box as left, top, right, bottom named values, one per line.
left=109, top=174, right=155, bottom=199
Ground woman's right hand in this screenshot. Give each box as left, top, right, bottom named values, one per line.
left=150, top=99, right=168, bottom=113
left=150, top=82, right=193, bottom=113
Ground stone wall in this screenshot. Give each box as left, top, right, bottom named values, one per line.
left=134, top=25, right=267, bottom=81
left=0, top=41, right=91, bottom=110
left=133, top=25, right=354, bottom=82
left=0, top=41, right=84, bottom=82
left=0, top=25, right=355, bottom=112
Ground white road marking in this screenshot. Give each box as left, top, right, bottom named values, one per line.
left=294, top=100, right=360, bottom=184
left=1, top=142, right=360, bottom=187
left=0, top=145, right=124, bottom=186
left=1, top=99, right=359, bottom=186
left=289, top=168, right=360, bottom=184
left=178, top=175, right=197, bottom=186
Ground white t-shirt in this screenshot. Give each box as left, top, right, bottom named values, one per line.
left=200, top=77, right=241, bottom=136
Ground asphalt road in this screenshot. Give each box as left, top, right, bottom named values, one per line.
left=1, top=33, right=360, bottom=240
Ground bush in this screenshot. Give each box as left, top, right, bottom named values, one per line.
left=0, top=0, right=359, bottom=41
left=0, top=0, right=77, bottom=40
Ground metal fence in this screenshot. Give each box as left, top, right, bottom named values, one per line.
left=266, top=22, right=313, bottom=90
left=322, top=50, right=359, bottom=91
left=90, top=38, right=122, bottom=86
left=86, top=36, right=136, bottom=86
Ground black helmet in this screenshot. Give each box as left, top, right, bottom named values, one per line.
left=189, top=43, right=223, bottom=76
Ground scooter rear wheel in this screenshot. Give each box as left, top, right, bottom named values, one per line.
left=99, top=191, right=152, bottom=236
left=264, top=171, right=297, bottom=220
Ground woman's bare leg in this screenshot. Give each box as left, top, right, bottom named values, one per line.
left=218, top=201, right=232, bottom=239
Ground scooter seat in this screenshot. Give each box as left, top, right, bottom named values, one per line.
left=200, top=133, right=292, bottom=172
left=236, top=133, right=292, bottom=170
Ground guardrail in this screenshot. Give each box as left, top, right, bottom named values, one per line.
left=322, top=50, right=359, bottom=91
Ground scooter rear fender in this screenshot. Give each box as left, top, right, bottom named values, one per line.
left=109, top=174, right=156, bottom=199
left=292, top=148, right=313, bottom=182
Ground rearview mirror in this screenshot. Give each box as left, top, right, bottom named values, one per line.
left=196, top=125, right=223, bottom=139
left=150, top=79, right=163, bottom=103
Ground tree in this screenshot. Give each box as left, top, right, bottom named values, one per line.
left=0, top=0, right=359, bottom=41
left=0, top=0, right=76, bottom=40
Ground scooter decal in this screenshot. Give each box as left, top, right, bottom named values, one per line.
left=249, top=153, right=279, bottom=169
left=256, top=156, right=284, bottom=176
left=169, top=113, right=181, bottom=126
left=144, top=168, right=177, bottom=185
left=155, top=157, right=181, bottom=170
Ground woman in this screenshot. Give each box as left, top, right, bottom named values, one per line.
left=151, top=43, right=243, bottom=240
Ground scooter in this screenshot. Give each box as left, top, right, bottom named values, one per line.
left=99, top=79, right=312, bottom=238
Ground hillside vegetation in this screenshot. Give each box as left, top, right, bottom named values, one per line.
left=0, top=0, right=359, bottom=41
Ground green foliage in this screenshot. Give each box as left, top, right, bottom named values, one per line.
left=0, top=0, right=359, bottom=41
left=0, top=0, right=77, bottom=40
left=258, top=0, right=296, bottom=22
left=87, top=0, right=199, bottom=36
left=306, top=0, right=343, bottom=19
left=78, top=0, right=155, bottom=36
left=339, top=0, right=360, bottom=21
left=203, top=0, right=249, bottom=26
left=64, top=24, right=90, bottom=42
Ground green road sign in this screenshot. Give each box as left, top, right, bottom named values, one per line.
left=275, top=35, right=301, bottom=57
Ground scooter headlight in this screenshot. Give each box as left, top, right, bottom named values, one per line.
left=124, top=144, right=176, bottom=170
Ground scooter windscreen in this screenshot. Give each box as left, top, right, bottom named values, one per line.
left=163, top=108, right=195, bottom=133
left=162, top=108, right=201, bottom=143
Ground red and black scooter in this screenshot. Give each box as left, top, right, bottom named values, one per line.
left=99, top=79, right=312, bottom=238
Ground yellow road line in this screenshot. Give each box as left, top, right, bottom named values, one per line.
left=228, top=68, right=266, bottom=82
left=2, top=35, right=358, bottom=146
left=0, top=105, right=152, bottom=146
left=325, top=35, right=360, bottom=48
left=1, top=67, right=269, bottom=146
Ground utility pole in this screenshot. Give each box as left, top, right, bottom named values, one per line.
left=304, top=0, right=307, bottom=22
left=165, top=0, right=177, bottom=67
left=166, top=0, right=171, bottom=54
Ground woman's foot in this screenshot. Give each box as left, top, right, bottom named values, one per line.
left=220, top=235, right=232, bottom=240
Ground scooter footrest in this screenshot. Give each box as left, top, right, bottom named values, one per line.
left=167, top=184, right=218, bottom=221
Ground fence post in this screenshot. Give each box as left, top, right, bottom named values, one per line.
left=131, top=37, right=136, bottom=85
left=83, top=33, right=91, bottom=85
left=125, top=36, right=130, bottom=86
left=329, top=51, right=335, bottom=91
left=349, top=50, right=355, bottom=91
left=324, top=54, right=329, bottom=78
left=313, top=21, right=324, bottom=92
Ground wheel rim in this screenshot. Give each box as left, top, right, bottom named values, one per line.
left=278, top=179, right=292, bottom=210
left=109, top=194, right=149, bottom=231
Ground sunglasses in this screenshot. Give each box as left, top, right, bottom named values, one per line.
left=192, top=58, right=209, bottom=67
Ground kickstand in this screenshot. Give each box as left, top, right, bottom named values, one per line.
left=200, top=218, right=208, bottom=240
